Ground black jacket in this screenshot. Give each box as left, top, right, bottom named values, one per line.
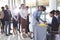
left=4, top=10, right=10, bottom=21
left=48, top=16, right=59, bottom=31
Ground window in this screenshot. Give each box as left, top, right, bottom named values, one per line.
left=58, top=0, right=60, bottom=6
left=38, top=0, right=49, bottom=6
left=25, top=0, right=36, bottom=7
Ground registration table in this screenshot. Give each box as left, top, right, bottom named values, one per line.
left=33, top=24, right=47, bottom=40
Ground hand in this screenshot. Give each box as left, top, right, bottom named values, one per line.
left=43, top=21, right=46, bottom=23
left=44, top=22, right=48, bottom=25
left=36, top=22, right=40, bottom=24
left=15, top=19, right=18, bottom=21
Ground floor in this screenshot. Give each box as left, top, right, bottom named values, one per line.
left=0, top=23, right=33, bottom=40
left=0, top=33, right=33, bottom=40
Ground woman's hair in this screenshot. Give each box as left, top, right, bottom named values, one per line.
left=38, top=5, right=46, bottom=11
left=26, top=6, right=29, bottom=9
left=43, top=6, right=46, bottom=11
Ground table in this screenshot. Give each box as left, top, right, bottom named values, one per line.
left=33, top=24, right=47, bottom=40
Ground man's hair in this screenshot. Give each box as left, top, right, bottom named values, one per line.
left=50, top=10, right=56, bottom=15
left=5, top=5, right=9, bottom=9
left=1, top=7, right=4, bottom=9
left=21, top=4, right=25, bottom=6
left=38, top=5, right=44, bottom=8
left=55, top=10, right=60, bottom=14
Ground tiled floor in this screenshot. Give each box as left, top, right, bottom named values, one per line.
left=0, top=33, right=33, bottom=40
left=0, top=23, right=33, bottom=40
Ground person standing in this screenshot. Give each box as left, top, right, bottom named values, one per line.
left=20, top=4, right=27, bottom=39
left=58, top=11, right=60, bottom=36
left=54, top=10, right=60, bottom=34
left=5, top=5, right=12, bottom=36
left=0, top=7, right=5, bottom=34
left=25, top=6, right=33, bottom=39
left=25, top=6, right=30, bottom=34
left=33, top=6, right=46, bottom=40
left=47, top=10, right=59, bottom=40
left=12, top=7, right=19, bottom=35
left=13, top=13, right=18, bottom=35
left=18, top=7, right=21, bottom=33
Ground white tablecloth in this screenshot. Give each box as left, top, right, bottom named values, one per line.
left=33, top=25, right=47, bottom=40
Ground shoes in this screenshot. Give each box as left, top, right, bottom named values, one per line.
left=22, top=34, right=27, bottom=38
left=9, top=33, right=12, bottom=35
left=6, top=34, right=9, bottom=36
left=28, top=33, right=33, bottom=39
left=18, top=29, right=20, bottom=33
left=6, top=33, right=12, bottom=36
left=20, top=33, right=24, bottom=39
left=1, top=30, right=4, bottom=34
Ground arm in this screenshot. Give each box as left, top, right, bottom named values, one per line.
left=33, top=12, right=38, bottom=22
left=58, top=15, right=60, bottom=24
left=39, top=18, right=45, bottom=22
left=48, top=17, right=59, bottom=28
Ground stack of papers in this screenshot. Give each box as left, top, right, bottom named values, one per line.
left=37, top=24, right=47, bottom=27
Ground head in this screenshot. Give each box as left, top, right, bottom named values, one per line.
left=43, top=6, right=46, bottom=11
left=26, top=6, right=29, bottom=10
left=5, top=5, right=9, bottom=9
left=55, top=10, right=60, bottom=16
left=49, top=10, right=55, bottom=17
left=21, top=4, right=25, bottom=9
left=38, top=5, right=44, bottom=11
left=1, top=7, right=5, bottom=11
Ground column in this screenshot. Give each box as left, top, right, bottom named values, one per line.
left=20, top=0, right=24, bottom=4
left=49, top=0, right=58, bottom=11
left=8, top=0, right=12, bottom=10
left=13, top=0, right=16, bottom=8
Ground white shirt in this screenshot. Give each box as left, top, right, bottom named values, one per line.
left=54, top=15, right=58, bottom=19
left=46, top=17, right=53, bottom=24
left=12, top=8, right=19, bottom=21
left=20, top=8, right=28, bottom=19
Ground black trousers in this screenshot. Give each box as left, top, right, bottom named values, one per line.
left=0, top=19, right=5, bottom=33
left=26, top=22, right=30, bottom=33
left=26, top=16, right=30, bottom=33
left=18, top=21, right=20, bottom=33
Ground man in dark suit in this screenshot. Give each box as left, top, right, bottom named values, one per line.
left=47, top=10, right=59, bottom=40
